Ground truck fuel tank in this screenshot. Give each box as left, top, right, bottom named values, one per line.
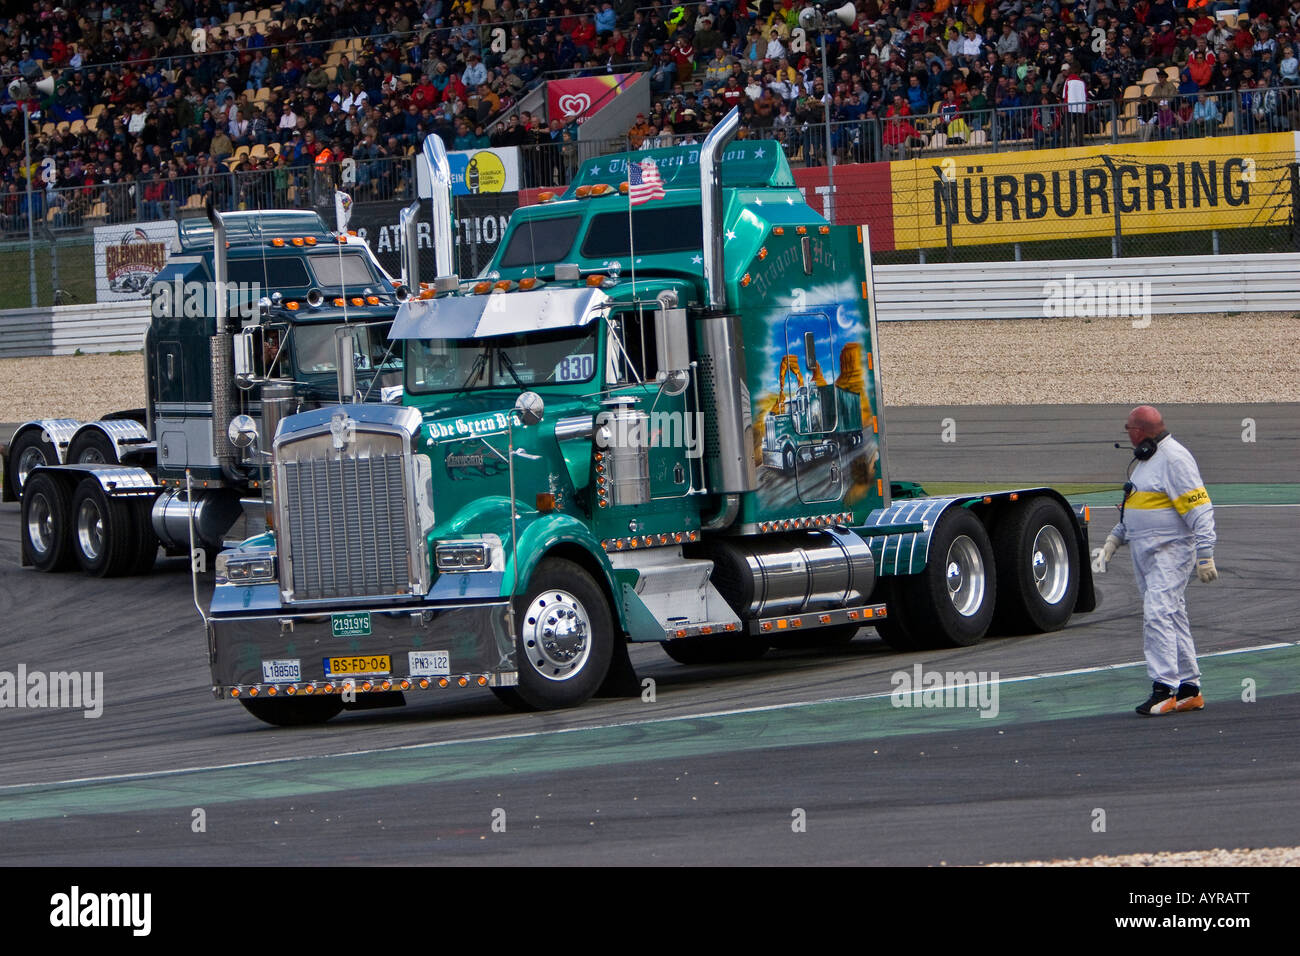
left=698, top=528, right=875, bottom=619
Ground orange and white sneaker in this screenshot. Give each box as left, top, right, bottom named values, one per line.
left=1174, top=683, right=1205, bottom=712
left=1136, top=683, right=1178, bottom=716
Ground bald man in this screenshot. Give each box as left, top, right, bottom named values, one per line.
left=1101, top=406, right=1218, bottom=716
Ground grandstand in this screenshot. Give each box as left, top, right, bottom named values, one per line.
left=2, top=0, right=1300, bottom=232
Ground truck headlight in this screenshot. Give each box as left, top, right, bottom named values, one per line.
left=216, top=551, right=278, bottom=585
left=435, top=542, right=491, bottom=571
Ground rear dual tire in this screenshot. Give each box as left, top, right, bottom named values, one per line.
left=21, top=475, right=156, bottom=577
left=875, top=497, right=1079, bottom=650
left=991, top=497, right=1079, bottom=635
left=877, top=507, right=997, bottom=649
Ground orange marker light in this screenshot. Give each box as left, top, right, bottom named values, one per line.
left=271, top=237, right=285, bottom=247
left=285, top=301, right=300, bottom=310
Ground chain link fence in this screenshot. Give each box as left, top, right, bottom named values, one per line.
left=4, top=120, right=1298, bottom=308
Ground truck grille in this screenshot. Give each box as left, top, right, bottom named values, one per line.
left=281, top=449, right=411, bottom=601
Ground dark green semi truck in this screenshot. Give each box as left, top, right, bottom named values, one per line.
left=205, top=110, right=1096, bottom=726
left=4, top=204, right=409, bottom=578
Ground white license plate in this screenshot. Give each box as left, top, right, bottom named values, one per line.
left=408, top=650, right=450, bottom=677
left=262, top=659, right=301, bottom=683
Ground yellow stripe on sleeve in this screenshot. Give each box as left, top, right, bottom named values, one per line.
left=1173, top=487, right=1211, bottom=514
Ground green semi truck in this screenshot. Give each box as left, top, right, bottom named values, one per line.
left=205, top=110, right=1096, bottom=726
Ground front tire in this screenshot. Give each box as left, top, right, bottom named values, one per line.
left=69, top=477, right=138, bottom=577
left=491, top=558, right=614, bottom=711
left=21, top=473, right=74, bottom=572
left=241, top=696, right=344, bottom=726
left=992, top=497, right=1079, bottom=634
left=896, top=507, right=997, bottom=648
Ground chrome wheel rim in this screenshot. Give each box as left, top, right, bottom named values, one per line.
left=945, top=534, right=986, bottom=617
left=1031, top=525, right=1070, bottom=604
left=26, top=493, right=55, bottom=556
left=78, top=446, right=108, bottom=464
left=17, top=446, right=45, bottom=487
left=520, top=589, right=591, bottom=682
left=76, top=498, right=105, bottom=562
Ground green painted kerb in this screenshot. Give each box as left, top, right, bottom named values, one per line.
left=1, top=644, right=1297, bottom=823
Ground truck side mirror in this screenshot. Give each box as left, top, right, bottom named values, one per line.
left=334, top=327, right=358, bottom=402
left=657, top=368, right=690, bottom=397
left=514, top=391, right=544, bottom=426
left=233, top=329, right=261, bottom=389
left=227, top=414, right=259, bottom=449
left=654, top=305, right=691, bottom=395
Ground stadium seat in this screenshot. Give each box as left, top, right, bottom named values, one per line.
left=85, top=202, right=108, bottom=223
left=1164, top=67, right=1180, bottom=84
left=969, top=129, right=988, bottom=146
left=1140, top=68, right=1160, bottom=86
left=1221, top=111, right=1234, bottom=131
left=927, top=131, right=948, bottom=149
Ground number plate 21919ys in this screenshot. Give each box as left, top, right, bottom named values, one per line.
left=331, top=611, right=372, bottom=637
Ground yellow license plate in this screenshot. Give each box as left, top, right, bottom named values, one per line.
left=323, top=655, right=391, bottom=677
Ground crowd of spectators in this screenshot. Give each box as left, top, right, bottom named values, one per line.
left=3, top=0, right=1300, bottom=233
left=627, top=0, right=1300, bottom=162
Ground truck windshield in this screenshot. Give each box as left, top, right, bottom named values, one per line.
left=308, top=253, right=379, bottom=289
left=293, top=323, right=400, bottom=375
left=498, top=216, right=582, bottom=268
left=406, top=325, right=599, bottom=394
left=580, top=206, right=703, bottom=258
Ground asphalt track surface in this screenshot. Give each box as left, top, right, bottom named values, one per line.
left=0, top=404, right=1295, bottom=865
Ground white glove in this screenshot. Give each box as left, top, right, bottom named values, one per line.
left=1196, top=555, right=1219, bottom=583
left=1101, top=534, right=1121, bottom=569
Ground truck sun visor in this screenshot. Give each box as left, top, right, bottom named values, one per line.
left=389, top=286, right=612, bottom=340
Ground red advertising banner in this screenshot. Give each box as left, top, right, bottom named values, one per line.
left=546, top=74, right=634, bottom=124
left=792, top=163, right=895, bottom=252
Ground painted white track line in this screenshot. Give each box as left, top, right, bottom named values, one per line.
left=2, top=639, right=1296, bottom=795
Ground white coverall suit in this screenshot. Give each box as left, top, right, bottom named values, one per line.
left=1109, top=435, right=1216, bottom=689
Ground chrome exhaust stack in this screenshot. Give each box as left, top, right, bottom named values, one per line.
left=700, top=107, right=741, bottom=312
left=424, top=134, right=457, bottom=281
left=206, top=199, right=240, bottom=480
left=398, top=200, right=420, bottom=298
